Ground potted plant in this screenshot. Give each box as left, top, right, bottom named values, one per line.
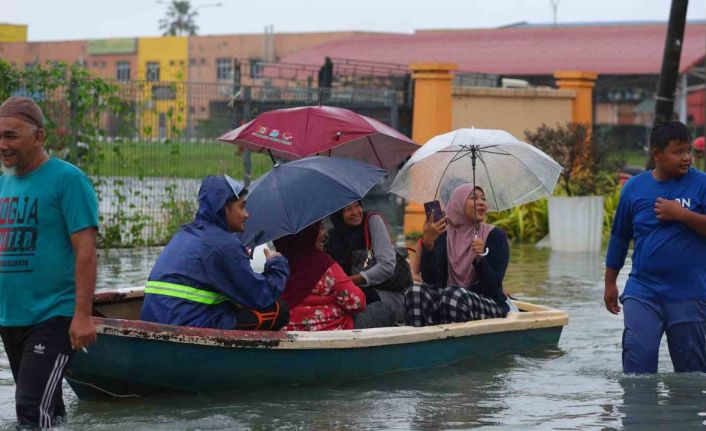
left=525, top=123, right=616, bottom=252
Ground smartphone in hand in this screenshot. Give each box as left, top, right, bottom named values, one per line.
left=423, top=200, right=443, bottom=223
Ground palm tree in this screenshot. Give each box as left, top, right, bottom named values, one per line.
left=159, top=1, right=199, bottom=36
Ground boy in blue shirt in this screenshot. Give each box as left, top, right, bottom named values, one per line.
left=605, top=121, right=706, bottom=373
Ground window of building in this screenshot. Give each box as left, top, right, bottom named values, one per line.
left=116, top=61, right=130, bottom=81
left=250, top=59, right=264, bottom=79
left=146, top=62, right=160, bottom=81
left=216, top=58, right=232, bottom=81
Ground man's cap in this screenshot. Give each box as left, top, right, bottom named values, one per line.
left=0, top=96, right=45, bottom=129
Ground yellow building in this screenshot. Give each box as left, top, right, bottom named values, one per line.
left=136, top=36, right=188, bottom=138
left=0, top=24, right=27, bottom=42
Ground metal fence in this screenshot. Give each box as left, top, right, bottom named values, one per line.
left=16, top=77, right=411, bottom=247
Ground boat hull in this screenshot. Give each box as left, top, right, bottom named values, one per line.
left=66, top=289, right=567, bottom=400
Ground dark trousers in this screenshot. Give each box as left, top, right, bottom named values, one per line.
left=622, top=296, right=706, bottom=373
left=0, top=316, right=74, bottom=429
left=234, top=298, right=289, bottom=330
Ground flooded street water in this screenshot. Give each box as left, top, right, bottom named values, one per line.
left=1, top=245, right=706, bottom=430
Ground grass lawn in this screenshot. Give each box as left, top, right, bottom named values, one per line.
left=93, top=140, right=274, bottom=179
left=614, top=149, right=649, bottom=168
left=87, top=142, right=697, bottom=179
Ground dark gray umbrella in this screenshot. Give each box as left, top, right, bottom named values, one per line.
left=241, top=156, right=386, bottom=246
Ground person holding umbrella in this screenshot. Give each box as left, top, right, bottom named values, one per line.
left=238, top=156, right=395, bottom=330
left=274, top=221, right=394, bottom=330
left=140, top=175, right=290, bottom=330
left=405, top=183, right=512, bottom=327
left=273, top=221, right=365, bottom=331
left=389, top=128, right=563, bottom=326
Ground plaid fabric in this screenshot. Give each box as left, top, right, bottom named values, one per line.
left=440, top=285, right=507, bottom=323
left=404, top=284, right=506, bottom=327
left=404, top=283, right=443, bottom=327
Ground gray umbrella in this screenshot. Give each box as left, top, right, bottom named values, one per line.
left=241, top=156, right=386, bottom=247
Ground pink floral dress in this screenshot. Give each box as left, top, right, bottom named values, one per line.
left=283, top=263, right=366, bottom=331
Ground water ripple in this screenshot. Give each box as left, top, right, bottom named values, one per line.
left=0, top=245, right=703, bottom=429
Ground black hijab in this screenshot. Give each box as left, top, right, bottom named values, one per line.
left=326, top=202, right=368, bottom=275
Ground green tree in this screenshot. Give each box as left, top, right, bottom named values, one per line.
left=159, top=1, right=199, bottom=36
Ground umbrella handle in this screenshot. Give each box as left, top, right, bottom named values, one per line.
left=479, top=247, right=489, bottom=257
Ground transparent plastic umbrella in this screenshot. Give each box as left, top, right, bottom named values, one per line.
left=390, top=128, right=562, bottom=211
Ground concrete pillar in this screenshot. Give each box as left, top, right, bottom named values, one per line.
left=554, top=71, right=598, bottom=126
left=404, top=63, right=457, bottom=236
left=410, top=63, right=457, bottom=143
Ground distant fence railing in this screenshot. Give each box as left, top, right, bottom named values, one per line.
left=7, top=75, right=410, bottom=247
left=453, top=71, right=501, bottom=88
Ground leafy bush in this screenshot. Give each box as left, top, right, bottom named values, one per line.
left=525, top=122, right=620, bottom=196
left=602, top=184, right=622, bottom=244
left=487, top=198, right=548, bottom=243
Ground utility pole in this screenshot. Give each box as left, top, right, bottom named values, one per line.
left=654, top=0, right=689, bottom=123
left=550, top=0, right=560, bottom=28
left=647, top=0, right=689, bottom=168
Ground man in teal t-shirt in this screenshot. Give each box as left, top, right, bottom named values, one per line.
left=0, top=96, right=99, bottom=429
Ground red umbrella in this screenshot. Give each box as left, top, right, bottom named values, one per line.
left=218, top=106, right=418, bottom=170
left=693, top=136, right=705, bottom=152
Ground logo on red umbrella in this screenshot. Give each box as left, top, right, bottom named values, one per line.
left=257, top=126, right=268, bottom=134
left=282, top=131, right=293, bottom=141
left=269, top=129, right=280, bottom=138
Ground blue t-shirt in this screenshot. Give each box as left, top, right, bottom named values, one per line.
left=0, top=158, right=99, bottom=326
left=606, top=168, right=706, bottom=300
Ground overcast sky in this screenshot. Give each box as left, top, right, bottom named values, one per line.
left=2, top=0, right=705, bottom=41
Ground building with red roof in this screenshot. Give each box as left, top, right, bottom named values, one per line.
left=277, top=21, right=706, bottom=127
left=1, top=21, right=704, bottom=131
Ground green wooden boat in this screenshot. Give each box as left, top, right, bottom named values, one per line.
left=65, top=287, right=568, bottom=400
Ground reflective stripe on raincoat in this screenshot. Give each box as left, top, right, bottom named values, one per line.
left=140, top=176, right=289, bottom=329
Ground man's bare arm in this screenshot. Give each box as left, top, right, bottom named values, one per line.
left=69, top=227, right=97, bottom=350
left=604, top=267, right=621, bottom=314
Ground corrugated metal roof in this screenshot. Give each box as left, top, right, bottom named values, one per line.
left=278, top=22, right=706, bottom=76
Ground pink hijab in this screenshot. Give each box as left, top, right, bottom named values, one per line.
left=446, top=183, right=494, bottom=288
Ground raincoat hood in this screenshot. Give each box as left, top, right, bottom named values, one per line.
left=195, top=176, right=242, bottom=231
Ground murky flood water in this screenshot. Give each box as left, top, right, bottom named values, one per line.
left=1, top=245, right=705, bottom=430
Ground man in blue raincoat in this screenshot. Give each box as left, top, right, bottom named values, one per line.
left=141, top=175, right=290, bottom=330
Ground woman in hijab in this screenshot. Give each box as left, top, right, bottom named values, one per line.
left=273, top=221, right=364, bottom=331
left=404, top=183, right=512, bottom=327
left=326, top=201, right=408, bottom=323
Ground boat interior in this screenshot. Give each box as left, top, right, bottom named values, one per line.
left=94, top=286, right=552, bottom=322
